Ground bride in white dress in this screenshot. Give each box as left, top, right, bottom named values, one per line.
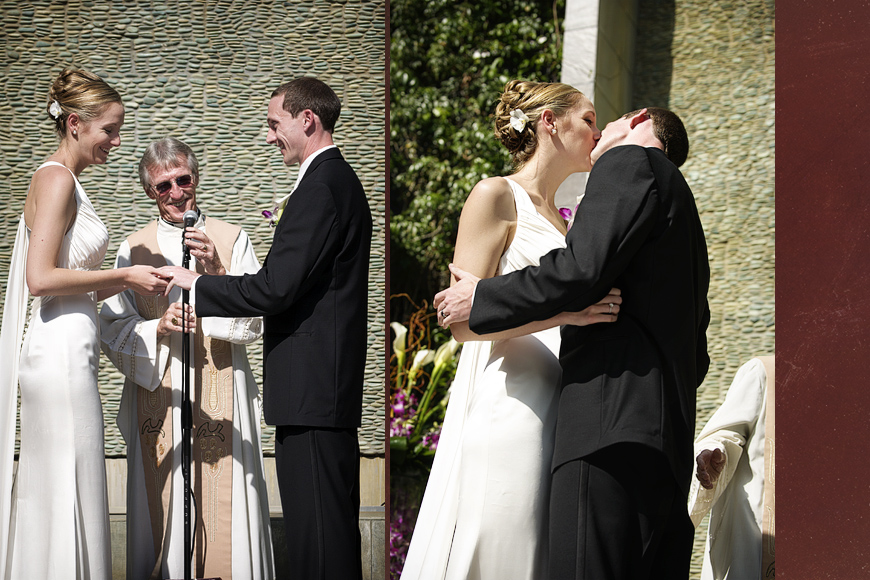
left=0, top=68, right=169, bottom=579
left=402, top=81, right=621, bottom=579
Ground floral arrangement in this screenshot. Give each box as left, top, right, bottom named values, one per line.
left=389, top=298, right=461, bottom=578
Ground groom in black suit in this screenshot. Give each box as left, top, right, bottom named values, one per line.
left=435, top=108, right=710, bottom=579
left=166, top=77, right=372, bottom=579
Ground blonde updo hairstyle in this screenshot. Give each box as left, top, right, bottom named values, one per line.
left=494, top=80, right=587, bottom=170
left=47, top=68, right=122, bottom=138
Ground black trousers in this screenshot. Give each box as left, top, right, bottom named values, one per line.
left=274, top=426, right=362, bottom=580
left=548, top=443, right=694, bottom=580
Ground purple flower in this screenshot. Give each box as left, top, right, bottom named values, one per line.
left=391, top=389, right=416, bottom=419
left=558, top=206, right=573, bottom=221
left=422, top=427, right=441, bottom=450
left=390, top=390, right=417, bottom=437
left=389, top=509, right=413, bottom=579
left=262, top=205, right=282, bottom=227
left=390, top=419, right=412, bottom=438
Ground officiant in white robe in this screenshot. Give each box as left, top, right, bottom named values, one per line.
left=99, top=137, right=274, bottom=580
left=687, top=356, right=775, bottom=580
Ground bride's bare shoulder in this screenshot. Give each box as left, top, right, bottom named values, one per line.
left=463, top=176, right=515, bottom=217
left=460, top=177, right=517, bottom=227
left=24, top=163, right=77, bottom=227
left=29, top=163, right=76, bottom=200
left=469, top=176, right=512, bottom=199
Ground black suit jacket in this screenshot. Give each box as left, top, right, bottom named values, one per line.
left=195, top=148, right=372, bottom=428
left=469, top=145, right=710, bottom=494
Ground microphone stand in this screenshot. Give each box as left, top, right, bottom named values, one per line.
left=172, top=210, right=221, bottom=580
left=180, top=213, right=196, bottom=580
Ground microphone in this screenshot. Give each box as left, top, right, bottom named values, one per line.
left=182, top=210, right=198, bottom=268
left=183, top=210, right=198, bottom=228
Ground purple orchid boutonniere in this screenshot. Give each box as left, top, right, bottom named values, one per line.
left=262, top=205, right=282, bottom=228
left=560, top=197, right=583, bottom=231
left=262, top=195, right=290, bottom=228
left=559, top=206, right=574, bottom=231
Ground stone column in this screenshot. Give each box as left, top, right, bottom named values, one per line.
left=557, top=0, right=639, bottom=210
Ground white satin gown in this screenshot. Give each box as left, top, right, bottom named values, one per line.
left=0, top=161, right=112, bottom=579
left=401, top=177, right=567, bottom=580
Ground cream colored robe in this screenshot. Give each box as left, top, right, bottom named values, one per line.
left=99, top=215, right=274, bottom=580
left=688, top=357, right=771, bottom=580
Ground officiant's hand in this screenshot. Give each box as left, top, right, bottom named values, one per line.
left=696, top=448, right=726, bottom=489
left=159, top=266, right=200, bottom=294
left=434, top=263, right=480, bottom=328
left=157, top=302, right=196, bottom=337
left=184, top=227, right=226, bottom=275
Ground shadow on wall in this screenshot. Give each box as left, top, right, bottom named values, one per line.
left=633, top=0, right=675, bottom=109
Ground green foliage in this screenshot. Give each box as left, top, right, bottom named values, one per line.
left=390, top=0, right=565, bottom=318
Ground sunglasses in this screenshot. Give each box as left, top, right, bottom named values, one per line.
left=152, top=174, right=194, bottom=195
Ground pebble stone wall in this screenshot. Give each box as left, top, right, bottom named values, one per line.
left=0, top=0, right=386, bottom=457
left=633, top=1, right=775, bottom=576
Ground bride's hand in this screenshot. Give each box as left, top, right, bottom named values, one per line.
left=124, top=265, right=170, bottom=296
left=560, top=288, right=622, bottom=326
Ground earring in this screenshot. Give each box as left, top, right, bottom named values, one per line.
left=72, top=130, right=77, bottom=136
left=551, top=127, right=556, bottom=135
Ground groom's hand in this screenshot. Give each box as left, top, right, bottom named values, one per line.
left=159, top=265, right=200, bottom=294
left=434, top=263, right=480, bottom=328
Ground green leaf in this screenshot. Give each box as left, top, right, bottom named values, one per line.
left=390, top=435, right=410, bottom=465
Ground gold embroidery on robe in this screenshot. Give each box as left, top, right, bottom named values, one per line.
left=193, top=333, right=234, bottom=578
left=127, top=218, right=241, bottom=578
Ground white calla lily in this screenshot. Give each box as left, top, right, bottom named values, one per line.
left=409, top=349, right=435, bottom=372
left=408, top=348, right=436, bottom=385
left=432, top=337, right=460, bottom=372
left=391, top=322, right=408, bottom=357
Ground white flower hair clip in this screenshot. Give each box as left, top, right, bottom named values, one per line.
left=49, top=100, right=62, bottom=120
left=509, top=109, right=530, bottom=133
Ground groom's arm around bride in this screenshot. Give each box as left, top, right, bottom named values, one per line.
left=436, top=107, right=711, bottom=580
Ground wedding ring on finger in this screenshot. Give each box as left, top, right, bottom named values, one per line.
left=608, top=303, right=614, bottom=315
